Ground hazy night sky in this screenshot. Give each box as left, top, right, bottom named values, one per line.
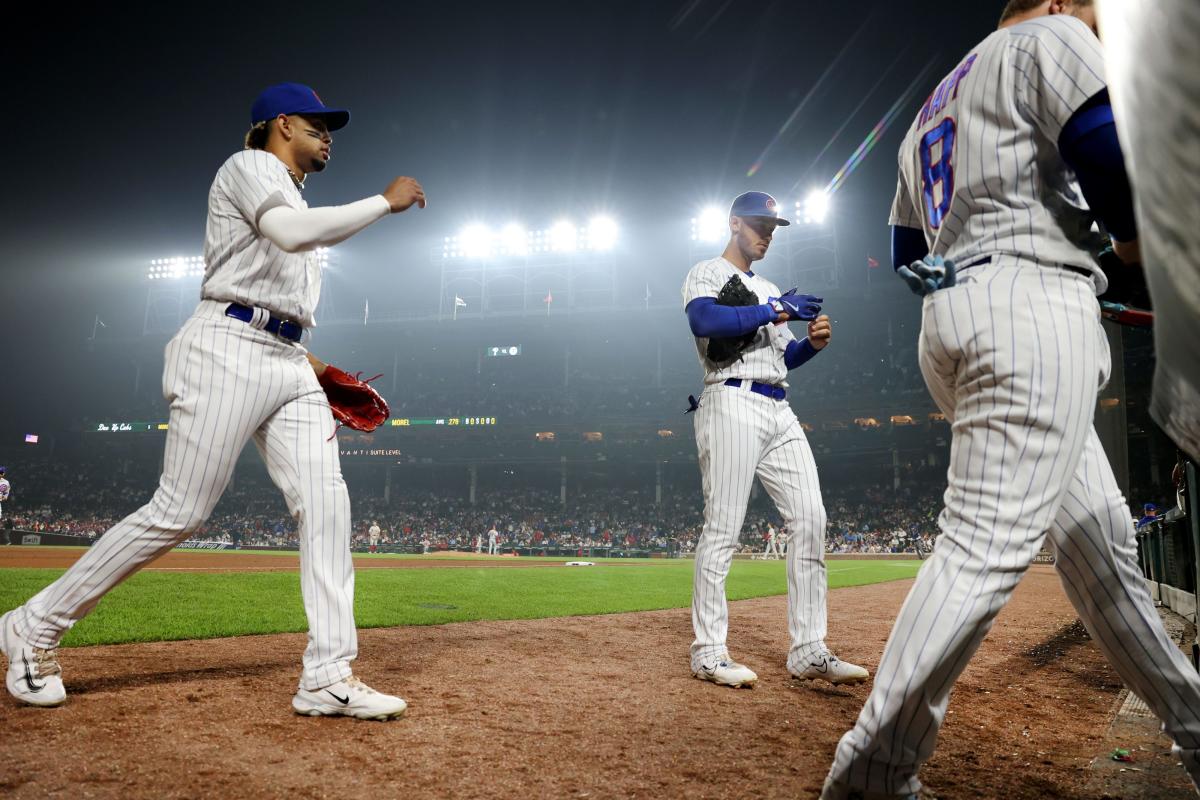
left=2, top=0, right=1004, bottom=433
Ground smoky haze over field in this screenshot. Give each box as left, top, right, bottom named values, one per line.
left=3, top=1, right=1000, bottom=443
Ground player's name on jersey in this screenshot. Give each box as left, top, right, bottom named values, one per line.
left=92, top=422, right=169, bottom=433
left=389, top=417, right=497, bottom=427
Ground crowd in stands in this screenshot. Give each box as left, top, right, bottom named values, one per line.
left=2, top=456, right=943, bottom=555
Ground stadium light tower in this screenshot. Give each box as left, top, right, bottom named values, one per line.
left=585, top=216, right=618, bottom=252
left=459, top=224, right=493, bottom=259
left=690, top=206, right=728, bottom=243
left=798, top=189, right=831, bottom=225
left=548, top=220, right=578, bottom=253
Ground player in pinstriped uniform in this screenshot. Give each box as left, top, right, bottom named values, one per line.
left=1, top=83, right=426, bottom=720
left=1097, top=0, right=1200, bottom=463
left=823, top=3, right=1200, bottom=797
left=683, top=191, right=869, bottom=689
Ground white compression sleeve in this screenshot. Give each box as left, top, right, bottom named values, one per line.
left=258, top=195, right=391, bottom=252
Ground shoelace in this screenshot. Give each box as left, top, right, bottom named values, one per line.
left=345, top=675, right=376, bottom=695
left=33, top=647, right=62, bottom=678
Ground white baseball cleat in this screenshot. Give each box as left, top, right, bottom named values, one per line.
left=693, top=658, right=758, bottom=688
left=790, top=649, right=870, bottom=685
left=292, top=675, right=407, bottom=720
left=1, top=609, right=66, bottom=707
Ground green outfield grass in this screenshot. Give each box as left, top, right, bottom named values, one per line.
left=0, top=559, right=921, bottom=648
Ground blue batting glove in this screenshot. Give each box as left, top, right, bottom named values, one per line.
left=769, top=289, right=823, bottom=321
left=897, top=255, right=956, bottom=296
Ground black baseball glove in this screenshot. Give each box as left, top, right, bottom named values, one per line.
left=705, top=275, right=762, bottom=363
left=1096, top=246, right=1152, bottom=311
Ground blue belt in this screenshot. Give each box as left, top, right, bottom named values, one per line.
left=724, top=378, right=786, bottom=401
left=224, top=303, right=303, bottom=342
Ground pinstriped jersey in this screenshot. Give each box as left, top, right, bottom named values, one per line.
left=682, top=256, right=796, bottom=386
left=0, top=478, right=9, bottom=503
left=202, top=150, right=322, bottom=327
left=891, top=15, right=1109, bottom=286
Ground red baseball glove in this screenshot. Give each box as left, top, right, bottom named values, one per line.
left=317, top=365, right=390, bottom=432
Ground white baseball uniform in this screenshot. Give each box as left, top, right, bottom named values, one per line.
left=475, top=533, right=483, bottom=554
left=9, top=148, right=390, bottom=692
left=762, top=524, right=782, bottom=560
left=826, top=16, right=1200, bottom=796
left=1099, top=0, right=1200, bottom=462
left=368, top=524, right=381, bottom=550
left=487, top=527, right=499, bottom=556
left=682, top=257, right=830, bottom=672
left=0, top=477, right=10, bottom=519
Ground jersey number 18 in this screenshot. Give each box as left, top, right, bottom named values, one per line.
left=919, top=118, right=956, bottom=229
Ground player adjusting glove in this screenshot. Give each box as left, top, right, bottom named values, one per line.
left=897, top=254, right=956, bottom=297
left=706, top=274, right=764, bottom=363
left=768, top=288, right=823, bottom=321
left=317, top=365, right=391, bottom=433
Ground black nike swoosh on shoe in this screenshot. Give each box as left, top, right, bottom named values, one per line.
left=22, top=653, right=44, bottom=692
left=326, top=690, right=350, bottom=705
left=808, top=659, right=829, bottom=674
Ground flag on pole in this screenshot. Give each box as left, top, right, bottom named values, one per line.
left=544, top=290, right=553, bottom=316
left=867, top=255, right=881, bottom=269
left=96, top=318, right=107, bottom=328
left=645, top=284, right=652, bottom=309
left=363, top=298, right=369, bottom=326
left=455, top=296, right=467, bottom=308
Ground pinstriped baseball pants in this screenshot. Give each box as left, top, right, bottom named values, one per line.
left=828, top=260, right=1200, bottom=796
left=691, top=382, right=828, bottom=671
left=13, top=301, right=357, bottom=691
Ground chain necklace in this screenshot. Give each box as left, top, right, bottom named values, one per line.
left=285, top=167, right=305, bottom=190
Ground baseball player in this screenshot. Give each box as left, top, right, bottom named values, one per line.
left=1097, top=0, right=1200, bottom=464
left=487, top=525, right=499, bottom=556
left=0, top=467, right=9, bottom=524
left=368, top=521, right=381, bottom=554
left=474, top=532, right=483, bottom=554
left=1, top=82, right=426, bottom=720
left=762, top=523, right=782, bottom=560
left=823, top=4, right=1200, bottom=796
left=682, top=191, right=868, bottom=689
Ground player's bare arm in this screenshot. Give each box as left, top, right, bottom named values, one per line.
left=306, top=352, right=328, bottom=377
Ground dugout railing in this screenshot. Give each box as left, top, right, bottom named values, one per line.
left=1135, top=458, right=1199, bottom=669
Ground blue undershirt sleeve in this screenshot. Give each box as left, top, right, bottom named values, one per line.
left=1058, top=90, right=1138, bottom=243
left=784, top=339, right=820, bottom=370
left=685, top=297, right=777, bottom=338
left=891, top=225, right=929, bottom=271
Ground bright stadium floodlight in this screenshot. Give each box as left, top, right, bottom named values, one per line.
left=585, top=216, right=618, bottom=251
left=499, top=223, right=528, bottom=256
left=800, top=189, right=831, bottom=225
left=459, top=224, right=493, bottom=259
left=147, top=255, right=204, bottom=281
left=691, top=206, right=728, bottom=243
left=548, top=220, right=578, bottom=253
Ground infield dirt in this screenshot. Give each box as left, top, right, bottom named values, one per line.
left=0, top=566, right=1194, bottom=798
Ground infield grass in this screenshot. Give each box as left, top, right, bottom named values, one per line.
left=0, top=558, right=921, bottom=648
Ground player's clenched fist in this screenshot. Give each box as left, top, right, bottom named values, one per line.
left=384, top=176, right=426, bottom=212
left=807, top=315, right=832, bottom=350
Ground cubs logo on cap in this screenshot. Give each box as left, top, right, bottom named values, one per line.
left=251, top=82, right=350, bottom=131
left=729, top=191, right=790, bottom=226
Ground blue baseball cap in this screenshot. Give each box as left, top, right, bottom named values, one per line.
left=251, top=83, right=350, bottom=131
left=730, top=191, right=790, bottom=226
left=1143, top=502, right=1158, bottom=512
